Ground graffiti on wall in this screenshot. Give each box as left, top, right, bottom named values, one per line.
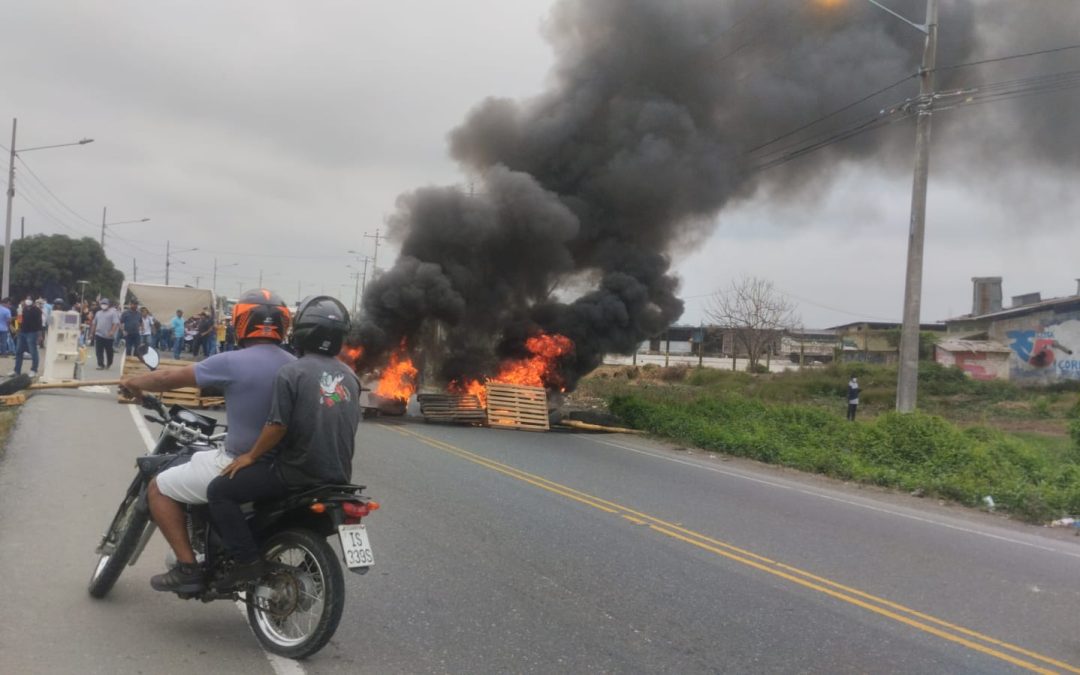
left=1006, top=319, right=1080, bottom=380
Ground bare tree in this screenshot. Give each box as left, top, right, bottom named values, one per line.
left=706, top=276, right=800, bottom=371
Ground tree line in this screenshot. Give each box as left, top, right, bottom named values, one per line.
left=0, top=234, right=123, bottom=303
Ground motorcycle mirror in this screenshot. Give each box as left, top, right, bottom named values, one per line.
left=138, top=345, right=160, bottom=371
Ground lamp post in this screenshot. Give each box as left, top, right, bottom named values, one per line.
left=100, top=206, right=150, bottom=250
left=3, top=118, right=94, bottom=298
left=165, top=241, right=197, bottom=285
left=77, top=279, right=89, bottom=307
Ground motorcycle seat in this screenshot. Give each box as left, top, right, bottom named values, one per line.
left=136, top=453, right=184, bottom=477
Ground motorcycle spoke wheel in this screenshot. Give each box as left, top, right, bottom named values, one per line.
left=88, top=490, right=149, bottom=599
left=246, top=529, right=344, bottom=660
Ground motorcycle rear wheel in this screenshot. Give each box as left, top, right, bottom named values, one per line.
left=246, top=528, right=345, bottom=660
left=88, top=491, right=150, bottom=598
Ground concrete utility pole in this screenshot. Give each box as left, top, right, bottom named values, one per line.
left=3, top=119, right=17, bottom=301
left=100, top=206, right=107, bottom=248
left=165, top=240, right=171, bottom=285
left=132, top=258, right=137, bottom=283
left=1, top=119, right=92, bottom=299
left=364, top=228, right=383, bottom=277
left=895, top=0, right=939, bottom=413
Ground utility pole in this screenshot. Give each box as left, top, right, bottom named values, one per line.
left=133, top=258, right=137, bottom=283
left=896, top=0, right=938, bottom=413
left=165, top=240, right=171, bottom=285
left=100, top=206, right=107, bottom=248
left=364, top=228, right=383, bottom=277
left=19, top=216, right=23, bottom=239
left=212, top=257, right=218, bottom=294
left=349, top=271, right=361, bottom=316
left=3, top=119, right=17, bottom=300
left=194, top=276, right=202, bottom=287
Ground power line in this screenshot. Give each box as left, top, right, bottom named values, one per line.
left=940, top=43, right=1080, bottom=72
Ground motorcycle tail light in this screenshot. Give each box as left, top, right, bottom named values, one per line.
left=309, top=502, right=326, bottom=514
left=342, top=502, right=371, bottom=520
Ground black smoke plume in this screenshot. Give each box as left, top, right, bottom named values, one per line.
left=352, top=0, right=1080, bottom=390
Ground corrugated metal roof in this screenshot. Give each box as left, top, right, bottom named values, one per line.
left=947, top=294, right=1080, bottom=322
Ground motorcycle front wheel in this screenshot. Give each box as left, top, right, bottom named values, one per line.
left=246, top=528, right=345, bottom=660
left=88, top=488, right=150, bottom=598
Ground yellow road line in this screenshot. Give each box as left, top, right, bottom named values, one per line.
left=384, top=424, right=1076, bottom=674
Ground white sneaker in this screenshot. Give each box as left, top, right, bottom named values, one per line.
left=28, top=370, right=37, bottom=377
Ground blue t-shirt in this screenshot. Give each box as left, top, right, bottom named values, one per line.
left=194, top=344, right=296, bottom=456
left=0, top=305, right=10, bottom=332
left=170, top=316, right=185, bottom=338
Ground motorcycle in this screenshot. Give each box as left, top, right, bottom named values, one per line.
left=87, top=350, right=378, bottom=659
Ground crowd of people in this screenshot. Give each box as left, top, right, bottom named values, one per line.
left=0, top=294, right=239, bottom=376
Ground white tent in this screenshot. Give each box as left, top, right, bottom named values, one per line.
left=119, top=282, right=215, bottom=324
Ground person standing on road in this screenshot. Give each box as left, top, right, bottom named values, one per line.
left=120, top=301, right=142, bottom=356
left=847, top=376, right=861, bottom=421
left=195, top=311, right=215, bottom=359
left=209, top=295, right=359, bottom=588
left=0, top=298, right=12, bottom=357
left=12, top=298, right=43, bottom=377
left=91, top=299, right=120, bottom=370
left=170, top=309, right=185, bottom=360
left=119, top=289, right=295, bottom=593
left=139, top=307, right=154, bottom=347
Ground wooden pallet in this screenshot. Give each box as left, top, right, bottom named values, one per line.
left=118, top=357, right=223, bottom=409
left=485, top=383, right=549, bottom=432
left=417, top=393, right=487, bottom=424
left=0, top=393, right=26, bottom=407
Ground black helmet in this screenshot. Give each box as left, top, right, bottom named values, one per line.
left=233, top=289, right=291, bottom=344
left=292, top=295, right=350, bottom=356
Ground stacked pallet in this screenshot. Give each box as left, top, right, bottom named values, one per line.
left=118, top=357, right=223, bottom=409
left=417, top=393, right=486, bottom=425
left=485, top=383, right=549, bottom=432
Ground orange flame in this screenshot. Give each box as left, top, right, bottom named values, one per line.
left=338, top=345, right=363, bottom=370
left=493, top=333, right=573, bottom=389
left=375, top=344, right=418, bottom=402
left=448, top=333, right=573, bottom=407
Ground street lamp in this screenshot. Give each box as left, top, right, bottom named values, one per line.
left=165, top=241, right=197, bottom=285
left=3, top=118, right=94, bottom=298
left=76, top=279, right=89, bottom=307
left=100, top=206, right=150, bottom=249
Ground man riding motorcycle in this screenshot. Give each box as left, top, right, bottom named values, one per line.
left=208, top=295, right=361, bottom=589
left=119, top=289, right=294, bottom=593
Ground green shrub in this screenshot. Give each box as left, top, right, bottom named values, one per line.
left=608, top=391, right=1077, bottom=523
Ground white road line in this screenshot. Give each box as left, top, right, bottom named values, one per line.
left=585, top=436, right=1080, bottom=559
left=128, top=402, right=308, bottom=675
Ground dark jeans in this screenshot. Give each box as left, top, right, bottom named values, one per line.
left=847, top=403, right=858, bottom=421
left=14, top=331, right=39, bottom=374
left=95, top=336, right=115, bottom=368
left=124, top=330, right=141, bottom=355
left=207, top=462, right=288, bottom=564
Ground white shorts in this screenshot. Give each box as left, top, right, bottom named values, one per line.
left=155, top=447, right=231, bottom=504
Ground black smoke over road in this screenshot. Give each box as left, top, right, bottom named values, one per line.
left=352, top=0, right=1080, bottom=389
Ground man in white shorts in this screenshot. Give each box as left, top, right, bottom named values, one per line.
left=120, top=289, right=296, bottom=593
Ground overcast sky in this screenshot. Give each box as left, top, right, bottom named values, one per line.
left=2, top=0, right=1077, bottom=329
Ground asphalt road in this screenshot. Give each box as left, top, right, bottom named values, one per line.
left=3, top=384, right=1080, bottom=674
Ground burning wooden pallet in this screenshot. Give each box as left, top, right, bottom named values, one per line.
left=485, top=383, right=549, bottom=432
left=417, top=393, right=486, bottom=425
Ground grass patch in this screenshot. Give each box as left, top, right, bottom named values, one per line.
left=573, top=361, right=1080, bottom=523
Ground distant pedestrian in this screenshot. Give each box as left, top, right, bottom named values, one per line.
left=121, top=300, right=142, bottom=356
left=91, top=298, right=121, bottom=370
left=170, top=309, right=186, bottom=360
left=847, top=376, right=860, bottom=421
left=139, top=307, right=154, bottom=347
left=0, top=298, right=12, bottom=357
left=12, top=297, right=43, bottom=377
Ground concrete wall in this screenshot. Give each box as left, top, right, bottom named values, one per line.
left=988, top=309, right=1080, bottom=384
left=935, top=348, right=1010, bottom=381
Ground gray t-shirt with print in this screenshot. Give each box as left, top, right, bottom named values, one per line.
left=194, top=343, right=296, bottom=457
left=267, top=354, right=361, bottom=486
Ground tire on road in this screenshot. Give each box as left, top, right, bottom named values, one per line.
left=88, top=493, right=150, bottom=598
left=246, top=528, right=345, bottom=660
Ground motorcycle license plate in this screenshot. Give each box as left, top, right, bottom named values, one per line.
left=338, top=524, right=374, bottom=569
